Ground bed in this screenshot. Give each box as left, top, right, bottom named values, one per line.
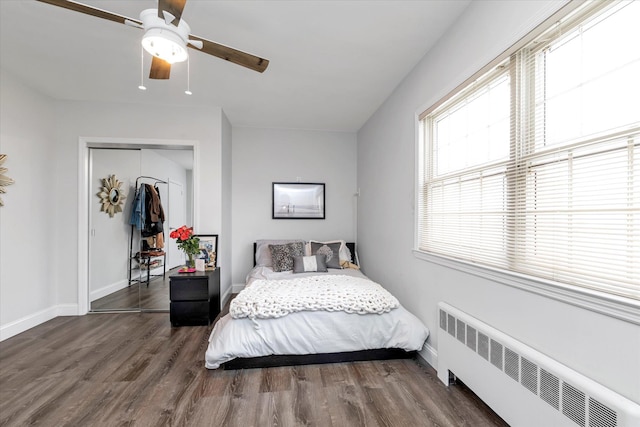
left=204, top=239, right=429, bottom=369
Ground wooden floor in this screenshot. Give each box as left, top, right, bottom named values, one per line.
left=0, top=313, right=508, bottom=427
left=90, top=267, right=181, bottom=311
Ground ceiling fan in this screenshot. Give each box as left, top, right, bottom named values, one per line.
left=36, top=0, right=270, bottom=80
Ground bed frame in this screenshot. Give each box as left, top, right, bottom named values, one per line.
left=221, top=348, right=416, bottom=369
left=220, top=241, right=418, bottom=370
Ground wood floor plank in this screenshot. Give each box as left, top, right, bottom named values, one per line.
left=271, top=390, right=298, bottom=427
left=90, top=266, right=179, bottom=311
left=319, top=361, right=351, bottom=388
left=0, top=313, right=508, bottom=427
left=260, top=365, right=293, bottom=393
left=326, top=383, right=368, bottom=427
left=383, top=362, right=457, bottom=427
left=291, top=366, right=332, bottom=426
left=254, top=392, right=279, bottom=426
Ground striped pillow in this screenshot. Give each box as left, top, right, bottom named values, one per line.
left=293, top=255, right=328, bottom=273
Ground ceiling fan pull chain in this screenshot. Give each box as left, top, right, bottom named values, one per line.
left=185, top=56, right=192, bottom=95
left=139, top=45, right=147, bottom=91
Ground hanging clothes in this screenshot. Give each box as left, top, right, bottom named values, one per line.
left=129, top=184, right=146, bottom=230
left=141, top=184, right=166, bottom=248
left=154, top=184, right=165, bottom=248
left=156, top=230, right=164, bottom=248
left=147, top=184, right=164, bottom=224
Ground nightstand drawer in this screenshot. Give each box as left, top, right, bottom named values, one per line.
left=170, top=277, right=209, bottom=301
left=170, top=301, right=211, bottom=326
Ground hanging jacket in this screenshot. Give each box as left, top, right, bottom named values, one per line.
left=147, top=184, right=165, bottom=224
left=129, top=185, right=146, bottom=230
left=154, top=185, right=165, bottom=248
left=142, top=184, right=165, bottom=237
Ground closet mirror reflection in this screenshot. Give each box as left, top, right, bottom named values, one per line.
left=89, top=147, right=194, bottom=312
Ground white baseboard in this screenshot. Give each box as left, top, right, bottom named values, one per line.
left=417, top=341, right=437, bottom=369
left=90, top=279, right=129, bottom=302
left=221, top=284, right=246, bottom=308
left=0, top=304, right=80, bottom=342
left=221, top=287, right=232, bottom=308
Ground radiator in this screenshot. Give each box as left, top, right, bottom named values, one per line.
left=437, top=302, right=640, bottom=427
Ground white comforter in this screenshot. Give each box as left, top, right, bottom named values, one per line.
left=230, top=275, right=399, bottom=321
left=205, top=268, right=429, bottom=369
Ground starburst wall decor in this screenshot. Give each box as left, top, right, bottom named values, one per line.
left=97, top=174, right=126, bottom=217
left=0, top=154, right=15, bottom=207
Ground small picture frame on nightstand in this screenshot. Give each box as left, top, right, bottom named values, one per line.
left=195, top=234, right=217, bottom=270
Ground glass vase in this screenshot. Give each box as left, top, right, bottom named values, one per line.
left=186, top=253, right=195, bottom=268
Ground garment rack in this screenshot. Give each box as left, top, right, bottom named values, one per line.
left=128, top=176, right=168, bottom=287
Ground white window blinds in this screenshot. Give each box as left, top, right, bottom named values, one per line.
left=418, top=1, right=639, bottom=300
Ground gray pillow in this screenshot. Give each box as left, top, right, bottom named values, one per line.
left=310, top=242, right=342, bottom=269
left=255, top=239, right=305, bottom=267
left=269, top=242, right=305, bottom=272
left=307, top=240, right=352, bottom=263
left=293, top=255, right=328, bottom=273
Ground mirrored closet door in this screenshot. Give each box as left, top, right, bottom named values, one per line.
left=88, top=147, right=192, bottom=312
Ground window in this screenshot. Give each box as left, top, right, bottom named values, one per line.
left=418, top=1, right=639, bottom=300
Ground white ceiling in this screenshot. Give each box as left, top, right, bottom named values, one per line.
left=0, top=0, right=470, bottom=132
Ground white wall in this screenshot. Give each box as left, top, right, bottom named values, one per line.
left=357, top=0, right=640, bottom=404
left=0, top=70, right=61, bottom=339
left=231, top=127, right=357, bottom=286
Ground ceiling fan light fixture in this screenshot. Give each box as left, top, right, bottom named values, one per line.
left=142, top=29, right=188, bottom=64
left=140, top=8, right=190, bottom=64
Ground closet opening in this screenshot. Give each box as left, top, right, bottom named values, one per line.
left=79, top=139, right=198, bottom=314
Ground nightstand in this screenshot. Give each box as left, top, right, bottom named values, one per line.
left=169, top=269, right=220, bottom=326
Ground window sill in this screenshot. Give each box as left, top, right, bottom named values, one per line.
left=412, top=250, right=640, bottom=326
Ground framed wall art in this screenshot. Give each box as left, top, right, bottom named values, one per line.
left=272, top=182, right=325, bottom=219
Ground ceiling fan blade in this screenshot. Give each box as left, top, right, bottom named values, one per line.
left=158, top=0, right=187, bottom=26
left=36, top=0, right=270, bottom=75
left=149, top=57, right=172, bottom=80
left=35, top=0, right=142, bottom=27
left=188, top=35, right=269, bottom=73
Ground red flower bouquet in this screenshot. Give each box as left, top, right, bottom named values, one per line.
left=169, top=225, right=200, bottom=265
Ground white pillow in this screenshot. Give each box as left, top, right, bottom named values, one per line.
left=305, top=240, right=352, bottom=263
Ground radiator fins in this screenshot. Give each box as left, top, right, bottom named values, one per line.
left=590, top=398, right=618, bottom=427
left=504, top=347, right=519, bottom=382
left=466, top=325, right=477, bottom=352
left=521, top=356, right=538, bottom=395
left=439, top=308, right=622, bottom=427
left=541, top=368, right=561, bottom=410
